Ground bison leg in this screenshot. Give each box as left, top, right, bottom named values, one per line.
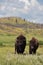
left=29, top=48, right=33, bottom=54
left=33, top=49, right=36, bottom=54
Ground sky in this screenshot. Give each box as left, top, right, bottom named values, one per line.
left=0, top=0, right=43, bottom=23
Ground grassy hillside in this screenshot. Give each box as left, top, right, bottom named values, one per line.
left=0, top=17, right=43, bottom=46
left=0, top=17, right=43, bottom=35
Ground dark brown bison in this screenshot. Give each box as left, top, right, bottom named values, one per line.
left=15, top=34, right=26, bottom=54
left=29, top=37, right=39, bottom=54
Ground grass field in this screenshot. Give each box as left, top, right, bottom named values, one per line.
left=0, top=33, right=43, bottom=46
left=0, top=46, right=43, bottom=65
left=0, top=17, right=43, bottom=65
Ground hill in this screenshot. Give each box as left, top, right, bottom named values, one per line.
left=0, top=17, right=43, bottom=29
left=0, top=17, right=43, bottom=46
left=0, top=17, right=43, bottom=35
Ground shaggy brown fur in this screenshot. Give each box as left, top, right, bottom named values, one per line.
left=29, top=37, right=39, bottom=54
left=15, top=34, right=26, bottom=54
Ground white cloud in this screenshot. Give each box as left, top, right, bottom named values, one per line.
left=0, top=4, right=16, bottom=12
left=32, top=20, right=36, bottom=23
left=19, top=0, right=30, bottom=12
left=0, top=5, right=6, bottom=10
left=19, top=0, right=43, bottom=13
left=38, top=5, right=43, bottom=11
left=31, top=0, right=38, bottom=6
left=19, top=0, right=30, bottom=5
left=30, top=0, right=43, bottom=11
left=6, top=6, right=16, bottom=12
left=12, top=7, right=16, bottom=11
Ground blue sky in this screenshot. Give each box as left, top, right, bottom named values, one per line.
left=0, top=0, right=43, bottom=23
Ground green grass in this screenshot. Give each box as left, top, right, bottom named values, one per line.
left=0, top=35, right=17, bottom=46
left=0, top=34, right=43, bottom=46
left=0, top=46, right=43, bottom=65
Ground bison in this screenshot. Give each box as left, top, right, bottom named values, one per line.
left=29, top=37, right=39, bottom=54
left=15, top=34, right=26, bottom=54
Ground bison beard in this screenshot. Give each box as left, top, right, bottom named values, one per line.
left=29, top=37, right=39, bottom=54
left=15, top=35, right=26, bottom=54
